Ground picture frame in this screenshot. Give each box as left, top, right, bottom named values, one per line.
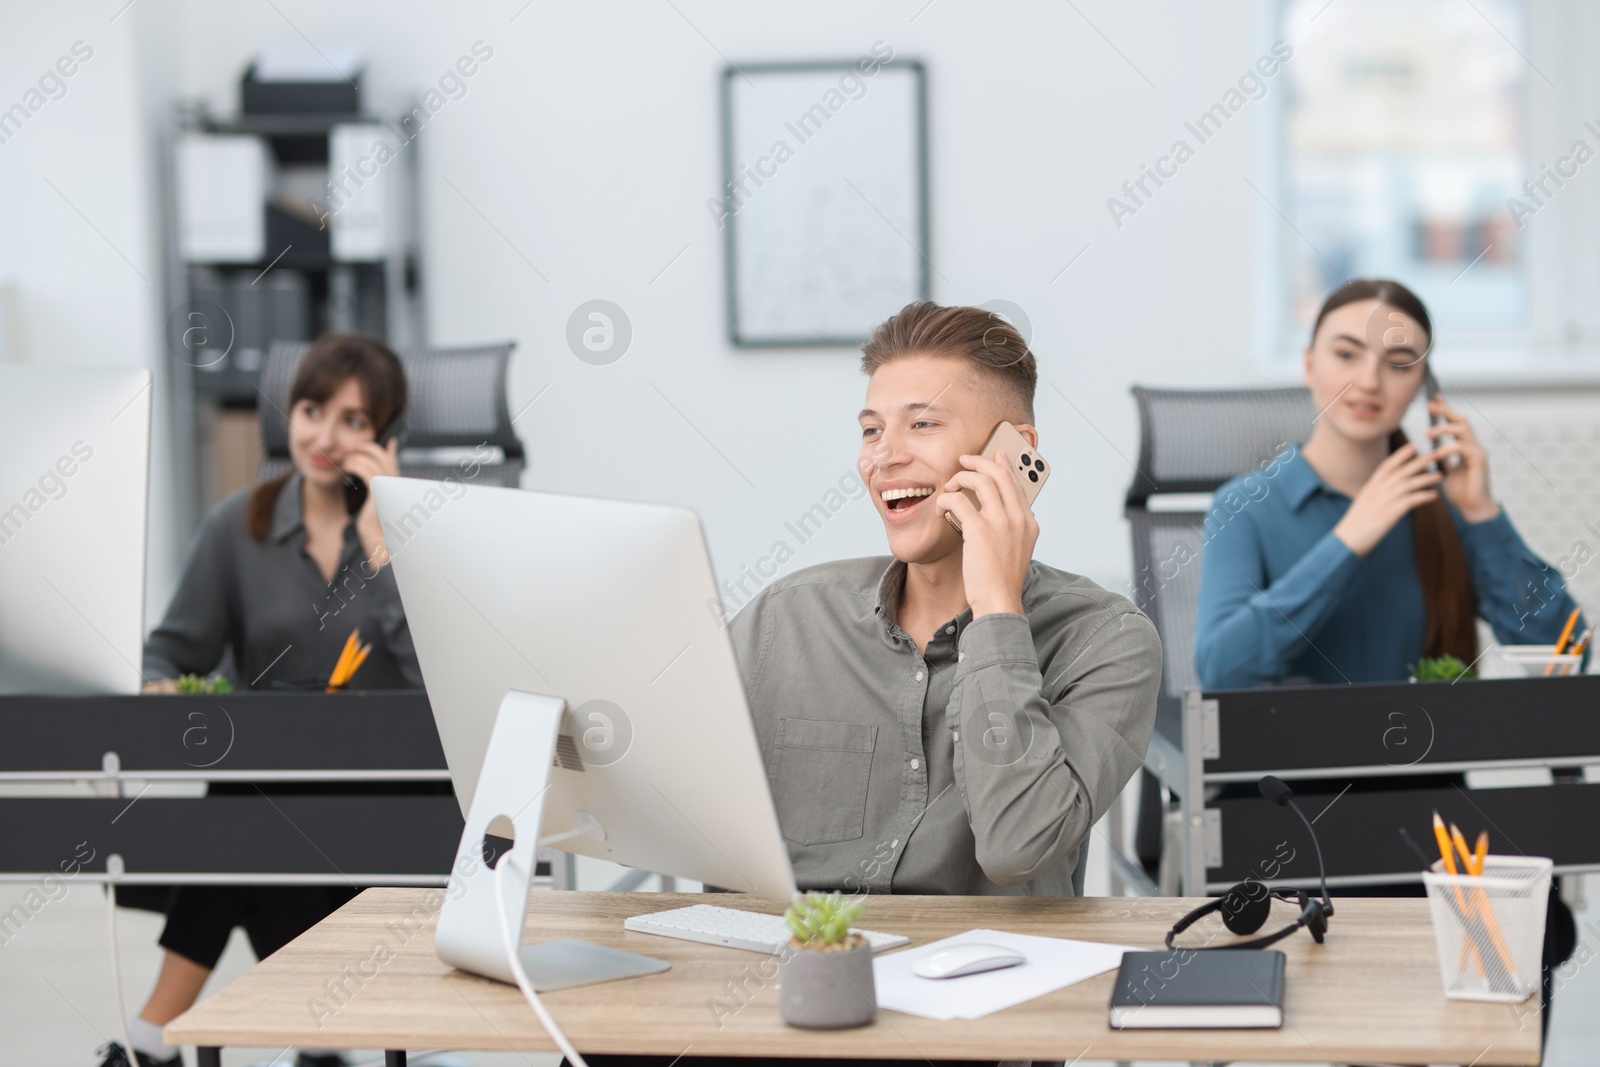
left=719, top=59, right=929, bottom=347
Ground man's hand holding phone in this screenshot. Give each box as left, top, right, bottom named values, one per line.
left=346, top=438, right=401, bottom=568
left=937, top=449, right=1039, bottom=618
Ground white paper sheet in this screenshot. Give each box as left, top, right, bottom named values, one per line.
left=873, top=928, right=1140, bottom=1020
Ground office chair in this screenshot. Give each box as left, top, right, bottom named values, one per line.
left=256, top=339, right=525, bottom=487
left=1121, top=385, right=1316, bottom=892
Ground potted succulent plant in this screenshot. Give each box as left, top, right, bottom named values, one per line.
left=1410, top=655, right=1476, bottom=682
left=778, top=891, right=877, bottom=1030
left=174, top=673, right=233, bottom=694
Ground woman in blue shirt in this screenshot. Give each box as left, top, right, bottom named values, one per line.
left=1197, top=278, right=1581, bottom=687
left=1194, top=279, right=1580, bottom=1056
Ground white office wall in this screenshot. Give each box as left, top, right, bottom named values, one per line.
left=23, top=2, right=1593, bottom=618
left=153, top=0, right=1275, bottom=600
left=0, top=5, right=186, bottom=630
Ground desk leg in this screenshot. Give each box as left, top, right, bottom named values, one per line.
left=196, top=1049, right=221, bottom=1067
left=385, top=1052, right=406, bottom=1067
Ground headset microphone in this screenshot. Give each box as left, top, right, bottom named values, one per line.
left=1258, top=775, right=1333, bottom=927
left=1164, top=774, right=1335, bottom=950
left=1257, top=773, right=1293, bottom=807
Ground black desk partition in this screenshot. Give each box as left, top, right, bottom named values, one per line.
left=0, top=692, right=462, bottom=885
left=1140, top=675, right=1600, bottom=894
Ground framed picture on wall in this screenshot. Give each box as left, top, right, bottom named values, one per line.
left=719, top=58, right=929, bottom=347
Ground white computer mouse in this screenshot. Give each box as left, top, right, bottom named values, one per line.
left=911, top=942, right=1027, bottom=979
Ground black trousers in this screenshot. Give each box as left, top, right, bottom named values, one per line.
left=157, top=885, right=359, bottom=970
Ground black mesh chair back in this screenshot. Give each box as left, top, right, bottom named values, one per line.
left=1125, top=386, right=1315, bottom=734
left=256, top=340, right=525, bottom=488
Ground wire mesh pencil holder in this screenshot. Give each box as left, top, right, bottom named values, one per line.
left=1423, top=855, right=1551, bottom=1002
left=1496, top=645, right=1583, bottom=677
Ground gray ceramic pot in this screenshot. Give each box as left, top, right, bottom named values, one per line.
left=778, top=938, right=877, bottom=1029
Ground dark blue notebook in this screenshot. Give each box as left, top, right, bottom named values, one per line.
left=1108, top=949, right=1285, bottom=1029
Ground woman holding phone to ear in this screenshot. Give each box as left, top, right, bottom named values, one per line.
left=142, top=333, right=418, bottom=695
left=1193, top=279, right=1580, bottom=1059
left=1196, top=278, right=1582, bottom=689
left=100, top=335, right=420, bottom=1067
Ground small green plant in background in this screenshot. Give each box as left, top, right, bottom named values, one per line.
left=174, top=673, right=234, bottom=694
left=1411, top=655, right=1476, bottom=682
left=784, top=891, right=864, bottom=949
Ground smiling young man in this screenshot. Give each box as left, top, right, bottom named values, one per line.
left=729, top=301, right=1162, bottom=896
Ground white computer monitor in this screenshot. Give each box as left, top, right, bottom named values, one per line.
left=0, top=365, right=152, bottom=695
left=372, top=477, right=797, bottom=904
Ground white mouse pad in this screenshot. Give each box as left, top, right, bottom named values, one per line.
left=873, top=928, right=1139, bottom=1020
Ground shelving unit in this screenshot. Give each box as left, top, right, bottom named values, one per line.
left=159, top=99, right=424, bottom=521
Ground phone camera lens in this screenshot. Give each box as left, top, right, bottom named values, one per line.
left=1034, top=459, right=1045, bottom=472
left=1028, top=470, right=1039, bottom=483
left=1020, top=453, right=1032, bottom=466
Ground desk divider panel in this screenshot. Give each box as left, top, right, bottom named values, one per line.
left=1206, top=781, right=1600, bottom=889
left=1201, top=675, right=1600, bottom=778
left=1158, top=676, right=1600, bottom=894
left=1, top=794, right=462, bottom=882
left=0, top=692, right=463, bottom=884
left=0, top=691, right=446, bottom=774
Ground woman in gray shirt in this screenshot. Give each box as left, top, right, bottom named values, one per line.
left=143, top=339, right=421, bottom=692
left=102, top=335, right=420, bottom=1067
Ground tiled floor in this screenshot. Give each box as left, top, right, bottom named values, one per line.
left=2, top=849, right=1594, bottom=1066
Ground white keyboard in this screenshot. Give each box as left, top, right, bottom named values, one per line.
left=624, top=903, right=910, bottom=954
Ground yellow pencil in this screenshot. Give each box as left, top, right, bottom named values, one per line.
left=1456, top=828, right=1489, bottom=972
left=337, top=630, right=360, bottom=673
left=1566, top=628, right=1592, bottom=671
left=1445, top=819, right=1517, bottom=984
left=1546, top=608, right=1582, bottom=676
left=327, top=630, right=360, bottom=691
left=1468, top=877, right=1516, bottom=982
left=1432, top=812, right=1459, bottom=876
left=344, top=644, right=371, bottom=685
left=1434, top=814, right=1483, bottom=978
left=1449, top=824, right=1475, bottom=873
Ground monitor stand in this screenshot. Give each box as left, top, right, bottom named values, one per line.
left=432, top=689, right=670, bottom=990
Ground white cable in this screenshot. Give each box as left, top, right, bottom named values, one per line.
left=493, top=855, right=589, bottom=1067
left=105, top=882, right=139, bottom=1066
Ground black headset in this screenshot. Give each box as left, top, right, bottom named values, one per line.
left=1164, top=776, right=1334, bottom=951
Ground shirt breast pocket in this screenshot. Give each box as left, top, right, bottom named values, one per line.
left=769, top=718, right=877, bottom=847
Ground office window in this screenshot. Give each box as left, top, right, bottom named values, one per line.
left=1278, top=0, right=1527, bottom=333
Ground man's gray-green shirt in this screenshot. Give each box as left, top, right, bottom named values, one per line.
left=729, top=556, right=1161, bottom=896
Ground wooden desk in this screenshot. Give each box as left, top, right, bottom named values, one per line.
left=167, top=889, right=1540, bottom=1066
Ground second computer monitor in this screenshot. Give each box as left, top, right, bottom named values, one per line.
left=372, top=477, right=798, bottom=903
left=0, top=365, right=151, bottom=695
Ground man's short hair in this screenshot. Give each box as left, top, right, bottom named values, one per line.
left=860, top=301, right=1037, bottom=422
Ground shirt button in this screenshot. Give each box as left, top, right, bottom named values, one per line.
left=945, top=625, right=955, bottom=634
left=914, top=670, right=924, bottom=682
left=891, top=839, right=899, bottom=849
left=910, top=758, right=920, bottom=770
left=952, top=730, right=959, bottom=741
left=958, top=652, right=965, bottom=662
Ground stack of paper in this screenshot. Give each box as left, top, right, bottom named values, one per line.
left=873, top=928, right=1138, bottom=1021
left=176, top=134, right=269, bottom=263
